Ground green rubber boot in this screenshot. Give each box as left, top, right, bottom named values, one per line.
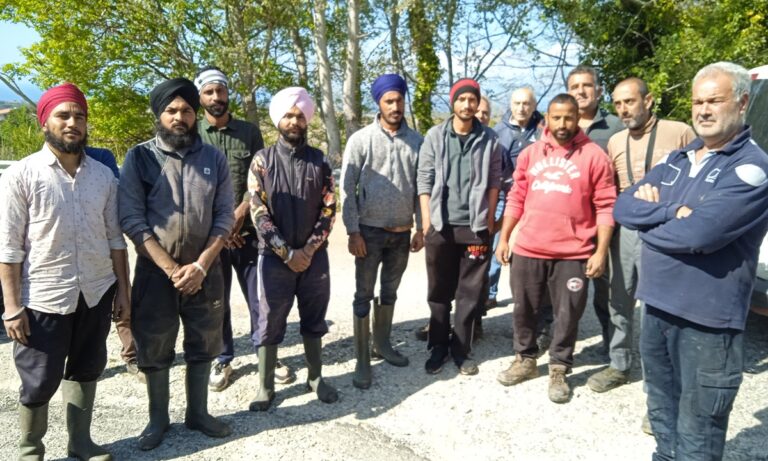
left=62, top=380, right=111, bottom=460
left=302, top=336, right=338, bottom=403
left=138, top=368, right=170, bottom=451
left=184, top=362, right=231, bottom=438
left=18, top=402, right=47, bottom=461
left=353, top=314, right=372, bottom=389
left=249, top=345, right=277, bottom=411
left=372, top=299, right=409, bottom=367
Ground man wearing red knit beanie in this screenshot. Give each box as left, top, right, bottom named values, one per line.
left=0, top=82, right=130, bottom=460
left=417, top=78, right=502, bottom=376
left=495, top=93, right=616, bottom=403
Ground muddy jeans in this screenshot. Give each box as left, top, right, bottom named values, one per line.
left=641, top=306, right=743, bottom=461
left=352, top=225, right=411, bottom=318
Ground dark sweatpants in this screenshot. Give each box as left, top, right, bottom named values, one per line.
left=131, top=257, right=225, bottom=372
left=425, top=225, right=490, bottom=360
left=254, top=249, right=330, bottom=346
left=510, top=254, right=587, bottom=368
left=218, top=234, right=260, bottom=364
left=14, top=284, right=115, bottom=406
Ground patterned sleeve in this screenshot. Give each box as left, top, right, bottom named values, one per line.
left=304, top=158, right=337, bottom=251
left=248, top=153, right=291, bottom=261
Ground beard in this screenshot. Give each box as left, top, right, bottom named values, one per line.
left=156, top=119, right=198, bottom=149
left=204, top=100, right=229, bottom=118
left=622, top=111, right=650, bottom=130
left=279, top=126, right=307, bottom=145
left=552, top=128, right=577, bottom=143
left=45, top=130, right=88, bottom=155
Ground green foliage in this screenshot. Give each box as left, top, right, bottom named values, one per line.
left=541, top=0, right=768, bottom=121
left=408, top=0, right=441, bottom=133
left=0, top=105, right=43, bottom=160
left=0, top=0, right=304, bottom=158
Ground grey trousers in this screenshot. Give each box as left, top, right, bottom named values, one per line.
left=608, top=225, right=642, bottom=372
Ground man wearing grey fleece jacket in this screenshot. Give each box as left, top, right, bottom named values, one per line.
left=417, top=78, right=502, bottom=376
left=341, top=74, right=424, bottom=389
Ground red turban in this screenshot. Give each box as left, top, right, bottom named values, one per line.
left=37, top=83, right=88, bottom=126
left=449, top=78, right=481, bottom=106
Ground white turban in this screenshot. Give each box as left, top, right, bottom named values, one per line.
left=269, top=87, right=315, bottom=127
left=194, top=69, right=228, bottom=92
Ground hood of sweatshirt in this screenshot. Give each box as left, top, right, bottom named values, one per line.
left=538, top=127, right=593, bottom=157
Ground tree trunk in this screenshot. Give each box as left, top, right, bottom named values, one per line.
left=343, top=0, right=362, bottom=140
left=311, top=0, right=342, bottom=163
left=291, top=26, right=309, bottom=88
left=227, top=1, right=259, bottom=124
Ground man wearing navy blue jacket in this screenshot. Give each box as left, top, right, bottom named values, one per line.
left=614, top=62, right=768, bottom=461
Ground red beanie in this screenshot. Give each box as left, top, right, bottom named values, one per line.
left=37, top=83, right=88, bottom=126
left=449, top=78, right=481, bottom=105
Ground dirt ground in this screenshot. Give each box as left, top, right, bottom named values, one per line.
left=1, top=228, right=766, bottom=461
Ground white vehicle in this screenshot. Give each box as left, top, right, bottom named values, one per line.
left=748, top=65, right=768, bottom=315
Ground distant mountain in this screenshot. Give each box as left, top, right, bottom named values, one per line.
left=0, top=101, right=23, bottom=110
left=0, top=81, right=42, bottom=104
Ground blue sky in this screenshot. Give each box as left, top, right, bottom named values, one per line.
left=0, top=21, right=42, bottom=102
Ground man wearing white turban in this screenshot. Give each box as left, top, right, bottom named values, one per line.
left=247, top=87, right=338, bottom=410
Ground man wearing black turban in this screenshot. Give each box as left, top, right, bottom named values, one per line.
left=150, top=77, right=201, bottom=116
left=118, top=78, right=235, bottom=450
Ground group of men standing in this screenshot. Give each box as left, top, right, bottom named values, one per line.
left=0, top=58, right=765, bottom=461
left=0, top=69, right=340, bottom=459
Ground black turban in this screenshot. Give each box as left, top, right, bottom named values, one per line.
left=149, top=78, right=200, bottom=117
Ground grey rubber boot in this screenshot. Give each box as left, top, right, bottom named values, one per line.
left=249, top=345, right=277, bottom=411
left=62, top=380, right=112, bottom=460
left=353, top=314, right=372, bottom=389
left=184, top=362, right=232, bottom=438
left=302, top=336, right=339, bottom=403
left=138, top=368, right=170, bottom=451
left=372, top=299, right=409, bottom=367
left=18, top=402, right=47, bottom=461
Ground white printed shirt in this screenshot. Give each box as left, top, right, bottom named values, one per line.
left=0, top=145, right=126, bottom=314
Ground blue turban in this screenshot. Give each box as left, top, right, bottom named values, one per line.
left=371, top=74, right=408, bottom=104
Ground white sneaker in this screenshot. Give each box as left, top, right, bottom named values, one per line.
left=209, top=362, right=233, bottom=391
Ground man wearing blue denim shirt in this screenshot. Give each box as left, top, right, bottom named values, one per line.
left=341, top=74, right=424, bottom=389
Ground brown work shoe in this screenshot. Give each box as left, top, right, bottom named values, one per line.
left=548, top=364, right=570, bottom=403
left=497, top=355, right=538, bottom=386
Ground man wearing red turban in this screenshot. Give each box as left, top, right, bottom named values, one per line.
left=0, top=82, right=130, bottom=460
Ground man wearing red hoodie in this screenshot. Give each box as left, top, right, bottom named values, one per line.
left=495, top=93, right=616, bottom=403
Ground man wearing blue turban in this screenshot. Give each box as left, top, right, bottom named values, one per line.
left=340, top=74, right=424, bottom=388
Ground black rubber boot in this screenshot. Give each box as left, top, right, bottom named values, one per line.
left=184, top=362, right=232, bottom=438
left=372, top=299, right=409, bottom=367
left=249, top=345, right=277, bottom=411
left=62, top=380, right=111, bottom=460
left=353, top=314, right=372, bottom=389
left=138, top=368, right=170, bottom=451
left=302, top=336, right=339, bottom=403
left=18, top=402, right=47, bottom=461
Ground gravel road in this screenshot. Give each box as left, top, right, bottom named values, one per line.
left=1, top=228, right=766, bottom=460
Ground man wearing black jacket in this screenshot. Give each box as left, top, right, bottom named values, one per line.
left=247, top=87, right=338, bottom=411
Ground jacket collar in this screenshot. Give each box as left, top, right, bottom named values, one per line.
left=674, top=125, right=752, bottom=159
left=375, top=114, right=412, bottom=137
left=199, top=113, right=238, bottom=133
